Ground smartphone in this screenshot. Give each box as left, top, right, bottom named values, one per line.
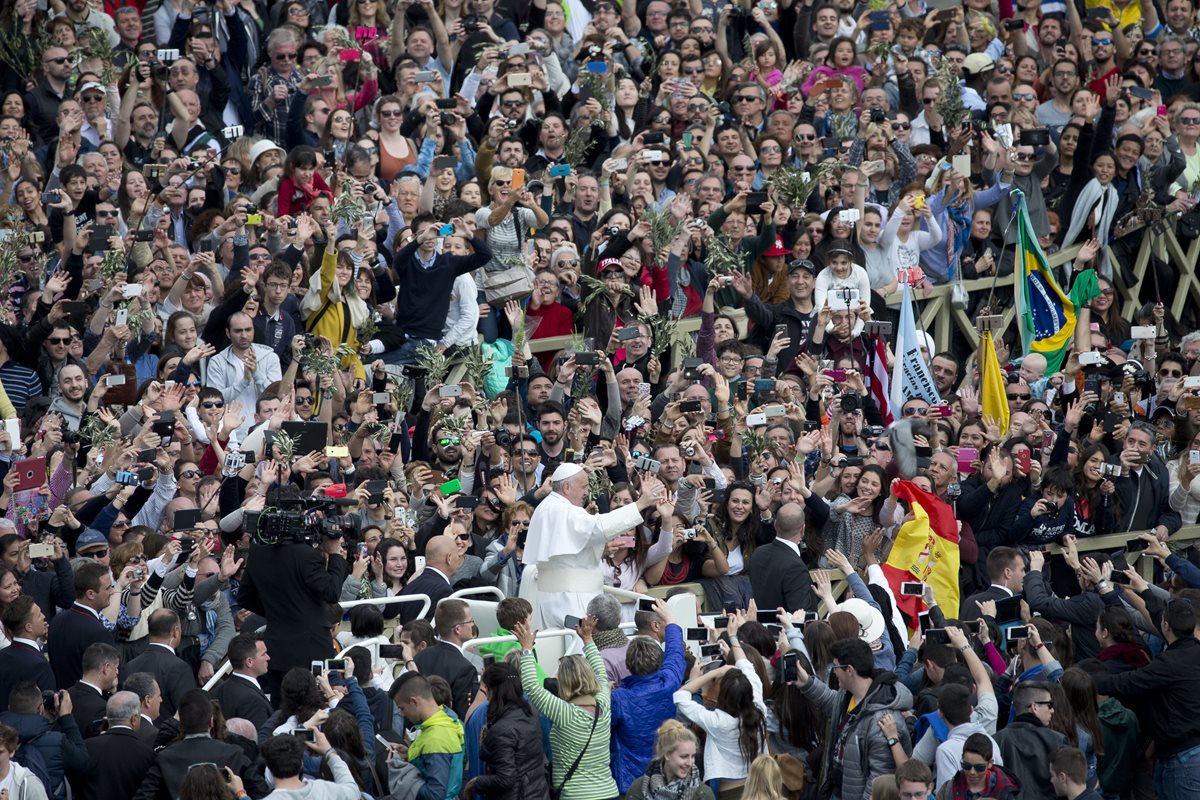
left=28, top=542, right=55, bottom=559
left=745, top=191, right=768, bottom=213
left=617, top=326, right=643, bottom=342
left=711, top=616, right=729, bottom=628
left=574, top=351, right=598, bottom=366
left=456, top=495, right=480, bottom=509
left=293, top=728, right=316, bottom=742
left=104, top=374, right=127, bottom=386
left=1131, top=326, right=1157, bottom=339
left=782, top=651, right=798, bottom=683
left=685, top=627, right=708, bottom=641
left=439, top=385, right=463, bottom=398
left=511, top=168, right=525, bottom=191
left=414, top=555, right=426, bottom=572
left=326, top=445, right=349, bottom=458
left=375, top=733, right=394, bottom=751
left=413, top=70, right=439, bottom=82
left=701, top=659, right=725, bottom=674
left=926, top=628, right=949, bottom=645
left=900, top=581, right=924, bottom=596
left=1017, top=449, right=1031, bottom=473
left=745, top=412, right=767, bottom=427
left=564, top=614, right=582, bottom=629
left=1079, top=351, right=1103, bottom=367
left=310, top=660, right=324, bottom=677
left=1019, top=128, right=1050, bottom=146
left=679, top=400, right=703, bottom=413
left=755, top=610, right=778, bottom=624
left=956, top=447, right=978, bottom=472
left=507, top=71, right=531, bottom=86
left=637, top=597, right=657, bottom=613
left=1007, top=625, right=1029, bottom=640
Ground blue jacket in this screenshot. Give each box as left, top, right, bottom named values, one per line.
left=610, top=623, right=687, bottom=794
left=0, top=711, right=88, bottom=800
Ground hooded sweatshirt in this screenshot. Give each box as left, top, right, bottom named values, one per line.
left=934, top=722, right=1003, bottom=790
left=409, top=706, right=466, bottom=800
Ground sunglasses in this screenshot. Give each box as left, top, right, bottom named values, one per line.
left=379, top=109, right=403, bottom=117
left=959, top=761, right=988, bottom=773
left=1182, top=117, right=1200, bottom=125
left=501, top=100, right=525, bottom=108
left=795, top=133, right=816, bottom=141
left=180, top=470, right=201, bottom=479
left=45, top=57, right=69, bottom=65
left=733, top=95, right=759, bottom=103
left=1092, top=38, right=1112, bottom=45
left=296, top=396, right=315, bottom=405
left=1160, top=369, right=1183, bottom=378
left=891, top=122, right=911, bottom=130
left=1007, top=393, right=1031, bottom=401
left=48, top=337, right=72, bottom=345
left=200, top=401, right=224, bottom=409
left=438, top=437, right=462, bottom=446
left=83, top=548, right=109, bottom=557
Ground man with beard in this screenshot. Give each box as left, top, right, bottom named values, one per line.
left=26, top=318, right=86, bottom=402
left=535, top=401, right=568, bottom=465
left=559, top=172, right=601, bottom=244
left=208, top=313, right=282, bottom=439
left=427, top=422, right=465, bottom=482
left=736, top=262, right=818, bottom=369
left=114, top=92, right=159, bottom=169
left=614, top=321, right=657, bottom=384
left=526, top=114, right=569, bottom=175
left=49, top=364, right=88, bottom=432
left=511, top=434, right=545, bottom=496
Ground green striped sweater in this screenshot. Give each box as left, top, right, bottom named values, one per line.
left=520, top=643, right=618, bottom=800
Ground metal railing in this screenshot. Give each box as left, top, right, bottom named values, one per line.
left=1043, top=525, right=1200, bottom=581
left=339, top=593, right=432, bottom=619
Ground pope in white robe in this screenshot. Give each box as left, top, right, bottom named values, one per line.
left=522, top=463, right=666, bottom=628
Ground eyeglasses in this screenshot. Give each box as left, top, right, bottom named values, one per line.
left=731, top=165, right=756, bottom=172
left=1160, top=368, right=1183, bottom=378
left=438, top=437, right=462, bottom=446
left=48, top=337, right=72, bottom=345
left=456, top=533, right=472, bottom=541
left=96, top=209, right=118, bottom=218
left=83, top=548, right=109, bottom=557
left=733, top=95, right=759, bottom=103
left=719, top=355, right=744, bottom=364
left=683, top=67, right=703, bottom=75
left=273, top=51, right=298, bottom=60
left=901, top=406, right=924, bottom=416
left=501, top=100, right=525, bottom=108
left=1032, top=698, right=1055, bottom=709
left=225, top=166, right=241, bottom=174
left=760, top=145, right=782, bottom=154
left=831, top=663, right=850, bottom=671
left=511, top=521, right=530, bottom=528
left=379, top=109, right=403, bottom=117
left=296, top=396, right=314, bottom=405
left=180, top=470, right=201, bottom=479
left=872, top=441, right=891, bottom=451
left=959, top=761, right=989, bottom=773
left=200, top=401, right=224, bottom=409
left=1053, top=70, right=1076, bottom=78
left=1099, top=287, right=1115, bottom=296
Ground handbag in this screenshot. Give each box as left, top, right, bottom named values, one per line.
left=550, top=706, right=600, bottom=800
left=482, top=211, right=535, bottom=304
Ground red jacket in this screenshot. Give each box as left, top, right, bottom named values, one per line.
left=276, top=172, right=332, bottom=217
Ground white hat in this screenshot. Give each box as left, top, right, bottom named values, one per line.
left=962, top=53, right=995, bottom=75
left=837, top=598, right=886, bottom=644
left=78, top=82, right=106, bottom=95
left=551, top=463, right=584, bottom=481
left=248, top=139, right=285, bottom=165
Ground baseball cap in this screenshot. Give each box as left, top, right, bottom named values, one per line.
left=788, top=259, right=817, bottom=275
left=76, top=531, right=109, bottom=554
left=962, top=53, right=995, bottom=75
left=597, top=257, right=623, bottom=275
left=763, top=236, right=790, bottom=257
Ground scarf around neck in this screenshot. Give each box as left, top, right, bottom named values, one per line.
left=643, top=760, right=702, bottom=800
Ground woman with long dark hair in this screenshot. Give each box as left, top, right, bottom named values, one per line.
left=1094, top=606, right=1150, bottom=673
left=466, top=663, right=550, bottom=800
left=823, top=464, right=887, bottom=568
left=673, top=611, right=767, bottom=794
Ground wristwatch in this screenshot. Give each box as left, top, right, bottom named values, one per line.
left=886, top=736, right=899, bottom=748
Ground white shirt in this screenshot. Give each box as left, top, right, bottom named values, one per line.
left=441, top=273, right=480, bottom=348
left=206, top=344, right=282, bottom=438
left=674, top=658, right=767, bottom=780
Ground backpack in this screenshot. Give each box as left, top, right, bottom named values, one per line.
left=14, top=736, right=53, bottom=796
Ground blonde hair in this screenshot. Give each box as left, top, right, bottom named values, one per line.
left=489, top=166, right=514, bottom=193
left=742, top=755, right=784, bottom=800
left=654, top=719, right=697, bottom=760
left=556, top=654, right=600, bottom=702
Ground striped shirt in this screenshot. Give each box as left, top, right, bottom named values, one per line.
left=0, top=362, right=43, bottom=412
left=521, top=643, right=617, bottom=800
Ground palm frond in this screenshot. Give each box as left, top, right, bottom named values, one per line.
left=767, top=162, right=834, bottom=211
left=271, top=428, right=296, bottom=462
left=100, top=248, right=128, bottom=283
left=511, top=306, right=528, bottom=351
left=704, top=236, right=744, bottom=276
left=638, top=313, right=678, bottom=357
left=641, top=205, right=685, bottom=257
left=300, top=345, right=342, bottom=379
left=586, top=467, right=611, bottom=503
left=391, top=379, right=415, bottom=417
left=460, top=343, right=495, bottom=399
left=435, top=411, right=470, bottom=438
left=415, top=345, right=450, bottom=386
left=742, top=428, right=772, bottom=459
left=331, top=183, right=368, bottom=227
left=78, top=28, right=118, bottom=85
left=934, top=62, right=970, bottom=132
left=123, top=303, right=155, bottom=338
left=577, top=274, right=632, bottom=315
left=78, top=414, right=117, bottom=449
left=562, top=123, right=597, bottom=172
left=829, top=110, right=856, bottom=140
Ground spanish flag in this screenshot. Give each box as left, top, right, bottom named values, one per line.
left=1013, top=189, right=1100, bottom=373
left=980, top=329, right=1010, bottom=435
left=883, top=480, right=960, bottom=627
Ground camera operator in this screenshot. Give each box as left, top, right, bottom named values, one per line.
left=237, top=482, right=349, bottom=699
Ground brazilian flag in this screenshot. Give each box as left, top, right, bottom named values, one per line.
left=1013, top=191, right=1099, bottom=373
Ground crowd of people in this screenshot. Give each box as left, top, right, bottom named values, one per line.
left=3, top=0, right=1200, bottom=798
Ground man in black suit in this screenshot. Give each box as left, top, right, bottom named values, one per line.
left=72, top=691, right=155, bottom=800
left=211, top=634, right=273, bottom=731
left=47, top=563, right=116, bottom=690
left=389, top=535, right=462, bottom=623
left=123, top=673, right=163, bottom=748
left=69, top=642, right=120, bottom=737
left=749, top=503, right=817, bottom=613
left=413, top=599, right=479, bottom=720
left=960, top=546, right=1027, bottom=623
left=122, top=610, right=196, bottom=721
left=0, top=595, right=54, bottom=711
left=133, top=689, right=270, bottom=800
left=237, top=483, right=349, bottom=700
